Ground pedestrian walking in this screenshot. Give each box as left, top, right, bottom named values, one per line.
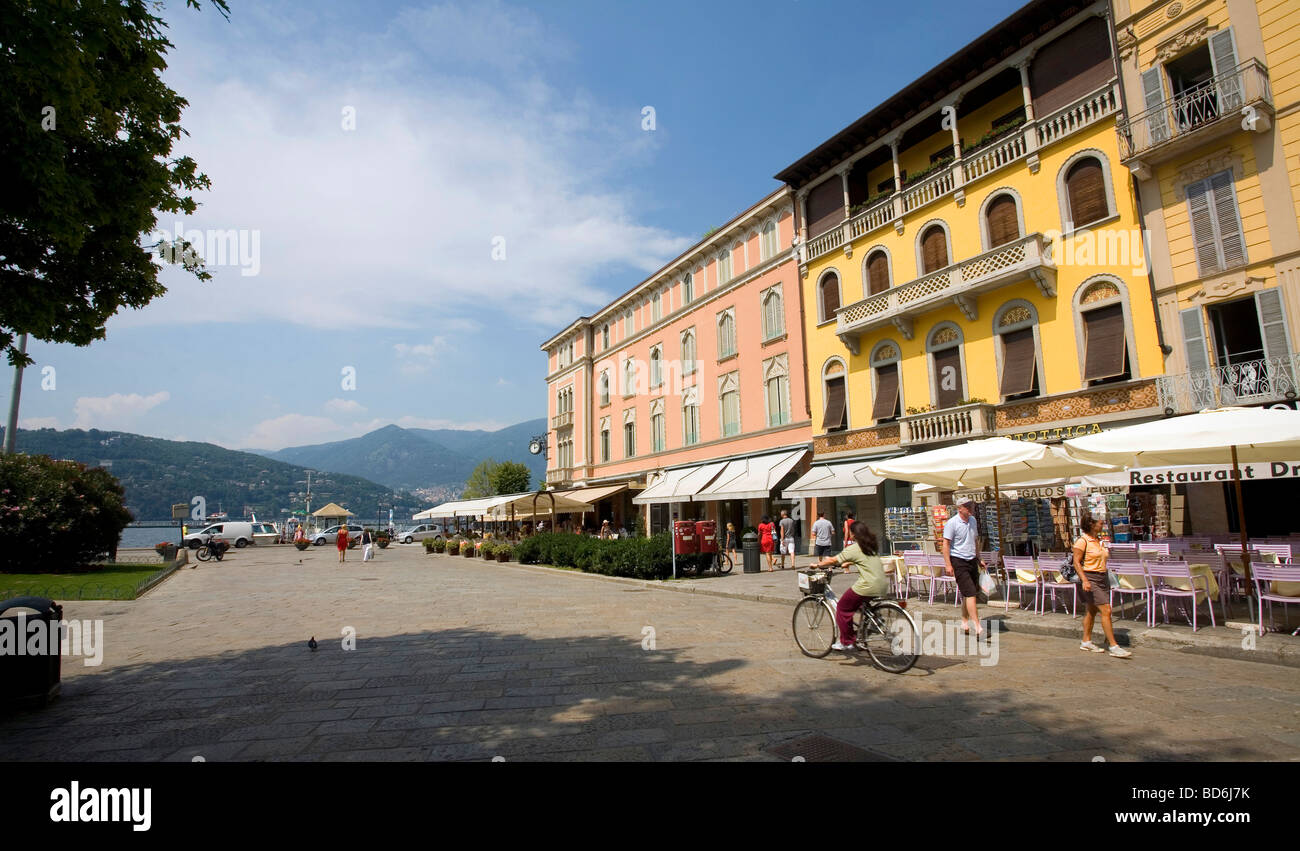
left=778, top=509, right=796, bottom=570
left=1075, top=514, right=1131, bottom=658
left=811, top=511, right=834, bottom=560
left=724, top=522, right=737, bottom=562
left=337, top=523, right=349, bottom=563
left=362, top=528, right=374, bottom=562
left=758, top=515, right=776, bottom=571
left=842, top=512, right=855, bottom=548
left=942, top=498, right=983, bottom=639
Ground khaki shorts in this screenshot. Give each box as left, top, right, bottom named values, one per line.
left=1079, top=570, right=1110, bottom=607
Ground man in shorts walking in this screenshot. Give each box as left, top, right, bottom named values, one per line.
left=943, top=498, right=984, bottom=639
left=811, top=511, right=834, bottom=560
left=778, top=509, right=796, bottom=570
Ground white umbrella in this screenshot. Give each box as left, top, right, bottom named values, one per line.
left=1065, top=406, right=1300, bottom=588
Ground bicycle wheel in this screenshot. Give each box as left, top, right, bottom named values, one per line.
left=716, top=552, right=734, bottom=575
left=859, top=602, right=920, bottom=673
left=792, top=597, right=837, bottom=658
left=196, top=546, right=211, bottom=562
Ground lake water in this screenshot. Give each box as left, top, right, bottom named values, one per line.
left=118, top=527, right=187, bottom=549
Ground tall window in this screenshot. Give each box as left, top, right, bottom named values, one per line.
left=762, top=286, right=784, bottom=341
left=822, top=361, right=847, bottom=432
left=651, top=290, right=662, bottom=322
left=600, top=423, right=611, bottom=462
left=718, top=250, right=732, bottom=284
left=995, top=302, right=1040, bottom=400
left=623, top=413, right=636, bottom=458
left=623, top=358, right=636, bottom=397
left=681, top=329, right=697, bottom=375
left=920, top=225, right=949, bottom=275
left=1076, top=280, right=1131, bottom=386
left=601, top=324, right=609, bottom=350
left=599, top=371, right=610, bottom=406
left=866, top=250, right=890, bottom=296
left=1064, top=157, right=1109, bottom=228
left=871, top=342, right=902, bottom=423
left=650, top=400, right=666, bottom=453
left=761, top=220, right=778, bottom=259
left=623, top=309, right=632, bottom=338
left=1186, top=170, right=1246, bottom=276
left=985, top=194, right=1021, bottom=248
left=683, top=272, right=694, bottom=304
left=764, top=355, right=790, bottom=427
left=682, top=387, right=700, bottom=446
left=719, top=372, right=741, bottom=437
left=717, top=310, right=737, bottom=359
left=649, top=346, right=663, bottom=389
left=927, top=324, right=964, bottom=409
left=819, top=272, right=841, bottom=322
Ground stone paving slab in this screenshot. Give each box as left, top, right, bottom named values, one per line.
left=0, top=543, right=1297, bottom=761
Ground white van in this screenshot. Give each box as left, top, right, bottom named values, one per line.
left=184, top=521, right=255, bottom=549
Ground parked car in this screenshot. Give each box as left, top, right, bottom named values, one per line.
left=251, top=523, right=279, bottom=545
left=184, top=521, right=255, bottom=549
left=313, top=525, right=364, bottom=546
left=396, top=523, right=445, bottom=544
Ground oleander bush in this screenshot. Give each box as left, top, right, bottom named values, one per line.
left=516, top=532, right=673, bottom=580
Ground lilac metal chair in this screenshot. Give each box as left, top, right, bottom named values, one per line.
left=902, top=551, right=931, bottom=600
left=1250, top=543, right=1292, bottom=563
left=1107, top=561, right=1154, bottom=626
left=1250, top=563, right=1300, bottom=636
left=1037, top=557, right=1077, bottom=617
left=1001, top=556, right=1040, bottom=613
left=927, top=553, right=959, bottom=605
left=1146, top=560, right=1218, bottom=632
left=1137, top=542, right=1170, bottom=556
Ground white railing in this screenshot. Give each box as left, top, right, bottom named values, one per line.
left=900, top=403, right=997, bottom=446
left=803, top=81, right=1119, bottom=263
left=552, top=411, right=573, bottom=429
left=1037, top=84, right=1119, bottom=148
left=1157, top=354, right=1299, bottom=414
left=1117, top=60, right=1270, bottom=160
left=836, top=232, right=1052, bottom=333
left=546, top=467, right=572, bottom=484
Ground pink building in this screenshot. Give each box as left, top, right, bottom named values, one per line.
left=541, top=188, right=814, bottom=537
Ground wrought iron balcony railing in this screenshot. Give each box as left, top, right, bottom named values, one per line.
left=1156, top=354, right=1298, bottom=414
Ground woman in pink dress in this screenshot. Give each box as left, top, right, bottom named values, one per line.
left=758, top=515, right=776, bottom=572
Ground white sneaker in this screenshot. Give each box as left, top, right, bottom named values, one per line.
left=831, top=641, right=855, bottom=651
left=1108, top=645, right=1132, bottom=658
left=1080, top=641, right=1105, bottom=653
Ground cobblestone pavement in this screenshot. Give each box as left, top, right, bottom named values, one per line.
left=2, top=543, right=1298, bottom=761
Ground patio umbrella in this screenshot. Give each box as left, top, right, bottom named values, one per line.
left=871, top=438, right=1117, bottom=555
left=1065, top=406, right=1300, bottom=589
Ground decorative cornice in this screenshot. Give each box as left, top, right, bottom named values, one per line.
left=1154, top=18, right=1215, bottom=64
left=1172, top=147, right=1241, bottom=200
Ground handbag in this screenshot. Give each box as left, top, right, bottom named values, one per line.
left=1061, top=539, right=1086, bottom=583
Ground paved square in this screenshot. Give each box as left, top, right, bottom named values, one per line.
left=2, top=543, right=1298, bottom=761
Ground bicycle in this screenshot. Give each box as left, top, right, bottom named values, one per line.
left=791, top=567, right=920, bottom=673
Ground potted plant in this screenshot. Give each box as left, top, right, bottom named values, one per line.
left=463, top=540, right=475, bottom=558
left=154, top=542, right=178, bottom=560
left=496, top=545, right=512, bottom=563
left=294, top=538, right=311, bottom=551
left=479, top=542, right=496, bottom=560
left=375, top=530, right=390, bottom=549
left=423, top=537, right=437, bottom=554
left=431, top=538, right=444, bottom=554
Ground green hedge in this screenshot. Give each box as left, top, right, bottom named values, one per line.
left=515, top=532, right=674, bottom=580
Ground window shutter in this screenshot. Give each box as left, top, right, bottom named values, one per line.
left=1180, top=306, right=1210, bottom=374
left=999, top=328, right=1038, bottom=396
left=921, top=227, right=948, bottom=274
left=823, top=377, right=847, bottom=432
left=1209, top=28, right=1243, bottom=112
left=1209, top=171, right=1246, bottom=269
left=821, top=277, right=840, bottom=320
left=986, top=196, right=1020, bottom=247
left=872, top=364, right=901, bottom=421
left=1255, top=288, right=1293, bottom=371
left=1141, top=67, right=1170, bottom=145
left=1186, top=177, right=1220, bottom=274
left=1082, top=304, right=1128, bottom=381
left=932, top=347, right=964, bottom=409
left=867, top=252, right=890, bottom=295
left=1066, top=159, right=1108, bottom=228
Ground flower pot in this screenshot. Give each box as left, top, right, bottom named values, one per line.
left=294, top=540, right=310, bottom=551
left=496, top=552, right=509, bottom=563
left=377, top=540, right=389, bottom=549
left=463, top=547, right=474, bottom=558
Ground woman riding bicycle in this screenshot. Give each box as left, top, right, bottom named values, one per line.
left=812, top=520, right=888, bottom=652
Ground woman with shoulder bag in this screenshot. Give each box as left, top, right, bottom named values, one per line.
left=1074, top=515, right=1131, bottom=658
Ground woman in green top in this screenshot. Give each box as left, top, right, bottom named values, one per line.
left=813, top=520, right=888, bottom=651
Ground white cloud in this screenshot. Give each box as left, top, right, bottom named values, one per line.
left=19, top=417, right=61, bottom=430
left=117, top=2, right=692, bottom=335
left=394, top=338, right=448, bottom=375
left=324, top=398, right=366, bottom=414
left=240, top=414, right=350, bottom=450
left=71, top=392, right=170, bottom=430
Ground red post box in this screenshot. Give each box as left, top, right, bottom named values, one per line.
left=695, top=520, right=718, bottom=554
left=673, top=520, right=698, bottom=555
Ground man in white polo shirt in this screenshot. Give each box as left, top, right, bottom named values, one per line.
left=943, top=497, right=983, bottom=639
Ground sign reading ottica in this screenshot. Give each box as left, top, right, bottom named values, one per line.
left=1007, top=423, right=1103, bottom=442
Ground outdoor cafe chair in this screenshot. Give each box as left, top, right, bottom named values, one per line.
left=1249, top=543, right=1292, bottom=562
left=926, top=554, right=959, bottom=606
left=902, top=550, right=931, bottom=599
left=1001, top=556, right=1040, bottom=613
left=1137, top=542, right=1170, bottom=556
left=1249, top=563, right=1300, bottom=636
left=1107, top=561, right=1153, bottom=627
left=1145, top=560, right=1218, bottom=632
left=1037, top=558, right=1077, bottom=618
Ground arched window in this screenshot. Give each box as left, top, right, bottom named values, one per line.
left=601, top=324, right=610, bottom=350
left=718, top=372, right=741, bottom=437
left=623, top=358, right=637, bottom=397
left=1074, top=278, right=1133, bottom=386
left=870, top=341, right=902, bottom=423
left=682, top=386, right=700, bottom=446
left=599, top=371, right=610, bottom=406
left=760, top=220, right=778, bottom=259
left=599, top=417, right=611, bottom=462
left=623, top=408, right=636, bottom=458
left=919, top=224, right=949, bottom=275
left=1057, top=151, right=1117, bottom=231
left=764, top=354, right=790, bottom=427
left=926, top=324, right=966, bottom=410
left=865, top=250, right=890, bottom=296
left=762, top=286, right=784, bottom=341
left=650, top=399, right=667, bottom=453
left=683, top=272, right=694, bottom=304
left=717, top=310, right=737, bottom=358
left=680, top=329, right=696, bottom=375
left=649, top=347, right=663, bottom=389
left=994, top=301, right=1041, bottom=400
left=651, top=290, right=662, bottom=322
left=819, top=272, right=841, bottom=322
left=717, top=250, right=732, bottom=284
left=984, top=193, right=1021, bottom=248
left=821, top=359, right=848, bottom=433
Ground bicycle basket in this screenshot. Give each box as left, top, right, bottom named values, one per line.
left=797, top=570, right=828, bottom=594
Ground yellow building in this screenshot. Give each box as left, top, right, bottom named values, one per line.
left=777, top=0, right=1167, bottom=546
left=1113, top=0, right=1300, bottom=535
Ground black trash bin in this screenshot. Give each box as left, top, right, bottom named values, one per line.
left=742, top=531, right=760, bottom=574
left=0, top=597, right=63, bottom=709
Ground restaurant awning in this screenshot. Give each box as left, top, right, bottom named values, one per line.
left=781, top=460, right=885, bottom=499
left=633, top=461, right=728, bottom=504
left=548, top=483, right=629, bottom=506
left=697, top=449, right=808, bottom=501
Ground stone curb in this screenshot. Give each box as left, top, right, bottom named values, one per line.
left=476, top=556, right=1300, bottom=669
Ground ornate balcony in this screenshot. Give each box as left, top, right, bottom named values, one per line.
left=1156, top=354, right=1299, bottom=415
left=899, top=403, right=998, bottom=447
left=835, top=232, right=1056, bottom=353
left=551, top=411, right=573, bottom=429
left=1118, top=60, right=1272, bottom=174
left=546, top=467, right=572, bottom=485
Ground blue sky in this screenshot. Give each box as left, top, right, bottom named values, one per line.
left=10, top=0, right=1023, bottom=450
